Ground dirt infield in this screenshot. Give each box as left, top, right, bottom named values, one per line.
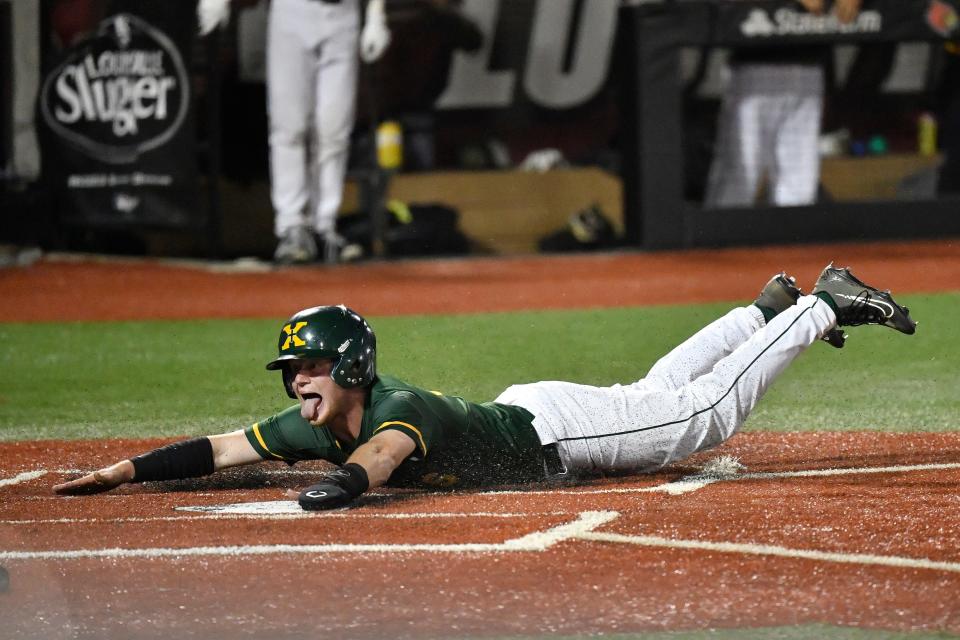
left=1, top=238, right=958, bottom=322
left=2, top=239, right=960, bottom=638
left=3, top=433, right=960, bottom=639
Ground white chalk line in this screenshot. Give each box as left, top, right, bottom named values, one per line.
left=0, top=510, right=618, bottom=561
left=477, top=461, right=960, bottom=496
left=5, top=507, right=960, bottom=575
left=0, top=510, right=571, bottom=525
left=736, top=461, right=960, bottom=481
left=51, top=467, right=326, bottom=477
left=5, top=461, right=960, bottom=570
left=577, top=530, right=960, bottom=574
left=0, top=470, right=47, bottom=487
left=0, top=467, right=334, bottom=485
left=15, top=461, right=960, bottom=499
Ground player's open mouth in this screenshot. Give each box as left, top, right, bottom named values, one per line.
left=300, top=392, right=323, bottom=421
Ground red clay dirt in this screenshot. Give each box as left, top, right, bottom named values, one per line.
left=3, top=433, right=960, bottom=639
left=2, top=239, right=960, bottom=639
left=1, top=238, right=958, bottom=322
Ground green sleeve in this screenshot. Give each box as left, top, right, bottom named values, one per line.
left=244, top=405, right=347, bottom=464
left=368, top=392, right=443, bottom=458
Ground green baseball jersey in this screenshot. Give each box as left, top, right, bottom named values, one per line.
left=244, top=374, right=544, bottom=488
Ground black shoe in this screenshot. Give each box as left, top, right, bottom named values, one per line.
left=755, top=272, right=846, bottom=347
left=812, top=263, right=917, bottom=335
left=754, top=272, right=801, bottom=315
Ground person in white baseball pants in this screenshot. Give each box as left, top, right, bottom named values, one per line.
left=268, top=0, right=390, bottom=263
left=704, top=62, right=825, bottom=208
left=198, top=0, right=390, bottom=263
left=704, top=0, right=861, bottom=208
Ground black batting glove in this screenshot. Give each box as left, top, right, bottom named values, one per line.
left=298, top=463, right=369, bottom=511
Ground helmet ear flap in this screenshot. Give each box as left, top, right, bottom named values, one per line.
left=331, top=342, right=376, bottom=388
left=281, top=365, right=296, bottom=399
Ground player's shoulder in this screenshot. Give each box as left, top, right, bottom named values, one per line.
left=371, top=374, right=433, bottom=398
left=271, top=403, right=311, bottom=426
left=370, top=374, right=428, bottom=408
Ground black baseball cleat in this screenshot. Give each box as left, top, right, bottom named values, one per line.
left=754, top=272, right=801, bottom=315
left=755, top=271, right=846, bottom=347
left=812, top=263, right=917, bottom=335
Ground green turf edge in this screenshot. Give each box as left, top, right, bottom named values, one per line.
left=1, top=293, right=957, bottom=441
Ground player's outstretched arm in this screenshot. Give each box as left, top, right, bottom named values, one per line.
left=52, top=430, right=264, bottom=496
left=51, top=459, right=136, bottom=495
left=292, top=430, right=416, bottom=510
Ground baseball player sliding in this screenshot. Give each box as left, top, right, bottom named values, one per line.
left=54, top=264, right=916, bottom=509
left=199, top=0, right=391, bottom=264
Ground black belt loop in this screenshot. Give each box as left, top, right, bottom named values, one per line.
left=541, top=443, right=568, bottom=479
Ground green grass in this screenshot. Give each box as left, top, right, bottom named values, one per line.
left=1, top=293, right=957, bottom=441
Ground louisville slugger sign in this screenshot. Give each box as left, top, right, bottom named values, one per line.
left=40, top=13, right=189, bottom=164
left=38, top=7, right=198, bottom=229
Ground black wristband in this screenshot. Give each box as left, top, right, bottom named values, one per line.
left=130, top=437, right=215, bottom=483
left=327, top=463, right=370, bottom=498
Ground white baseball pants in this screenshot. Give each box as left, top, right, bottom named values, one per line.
left=705, top=64, right=824, bottom=208
left=267, top=0, right=359, bottom=237
left=496, top=295, right=837, bottom=475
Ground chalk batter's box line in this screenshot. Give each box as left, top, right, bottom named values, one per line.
left=0, top=511, right=618, bottom=559
left=6, top=461, right=960, bottom=496
left=0, top=511, right=573, bottom=525
left=2, top=509, right=960, bottom=576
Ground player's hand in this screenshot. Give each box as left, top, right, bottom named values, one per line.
left=360, top=20, right=391, bottom=63
left=833, top=0, right=862, bottom=24
left=289, top=482, right=355, bottom=510
left=197, top=0, right=231, bottom=36
left=798, top=0, right=825, bottom=15
left=52, top=460, right=135, bottom=496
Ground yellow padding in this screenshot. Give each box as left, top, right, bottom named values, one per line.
left=375, top=420, right=428, bottom=455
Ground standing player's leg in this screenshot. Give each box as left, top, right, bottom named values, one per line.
left=267, top=0, right=320, bottom=263
left=312, top=3, right=360, bottom=263
left=769, top=65, right=824, bottom=207
left=704, top=65, right=767, bottom=208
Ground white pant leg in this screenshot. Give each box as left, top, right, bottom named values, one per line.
left=312, top=23, right=358, bottom=234
left=497, top=296, right=836, bottom=474
left=267, top=0, right=315, bottom=237
left=267, top=0, right=359, bottom=238
left=704, top=65, right=768, bottom=208
left=769, top=66, right=823, bottom=206
left=641, top=306, right=765, bottom=392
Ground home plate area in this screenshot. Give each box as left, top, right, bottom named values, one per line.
left=1, top=431, right=960, bottom=638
